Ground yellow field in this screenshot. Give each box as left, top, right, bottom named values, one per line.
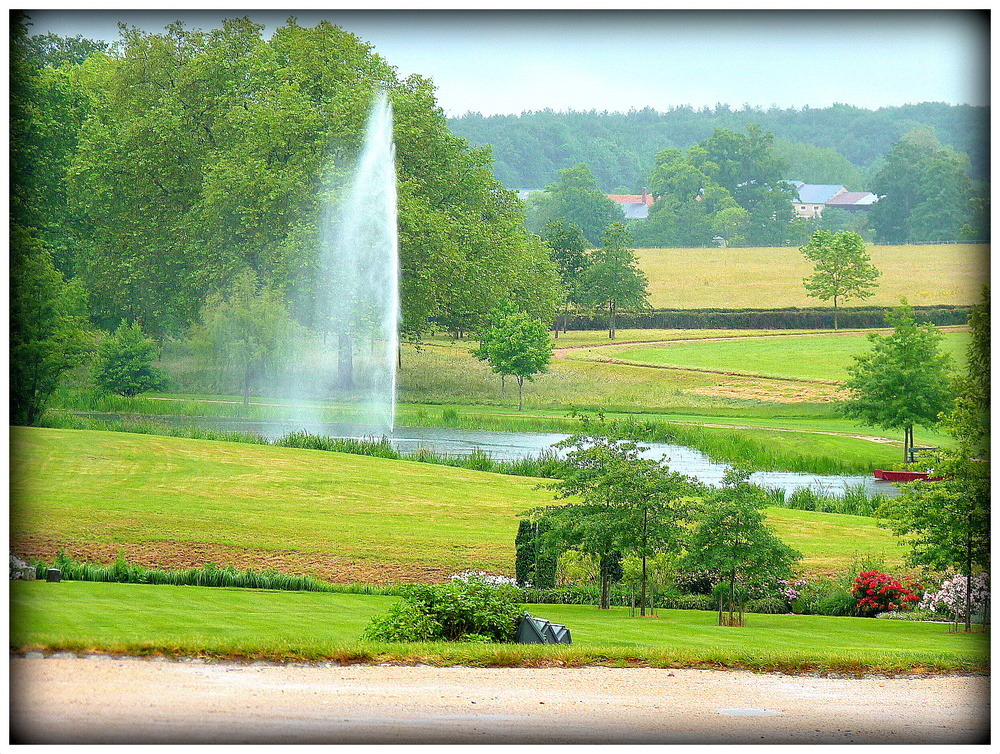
left=634, top=243, right=989, bottom=309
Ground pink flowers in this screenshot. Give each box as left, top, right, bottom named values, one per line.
left=851, top=570, right=922, bottom=617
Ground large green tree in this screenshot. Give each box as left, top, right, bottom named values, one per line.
left=874, top=290, right=989, bottom=631
left=10, top=227, right=93, bottom=426
left=800, top=229, right=881, bottom=329
left=581, top=222, right=650, bottom=339
left=869, top=129, right=986, bottom=244
left=527, top=163, right=624, bottom=245
left=93, top=320, right=167, bottom=397
left=840, top=303, right=955, bottom=462
left=30, top=16, right=555, bottom=339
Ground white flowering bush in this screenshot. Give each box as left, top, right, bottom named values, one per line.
left=919, top=572, right=990, bottom=618
left=450, top=569, right=519, bottom=587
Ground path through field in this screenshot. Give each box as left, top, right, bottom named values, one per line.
left=10, top=656, right=989, bottom=744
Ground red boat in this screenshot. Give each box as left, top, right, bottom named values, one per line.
left=873, top=469, right=944, bottom=483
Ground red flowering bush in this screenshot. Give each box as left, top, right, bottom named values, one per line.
left=851, top=570, right=922, bottom=617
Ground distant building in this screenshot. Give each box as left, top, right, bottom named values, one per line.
left=606, top=188, right=654, bottom=220
left=786, top=181, right=879, bottom=218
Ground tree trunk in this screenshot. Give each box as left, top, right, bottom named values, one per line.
left=965, top=535, right=973, bottom=633
left=517, top=375, right=524, bottom=411
left=338, top=331, right=354, bottom=389
left=833, top=294, right=839, bottom=330
left=640, top=554, right=648, bottom=617
left=599, top=568, right=610, bottom=610
left=903, top=424, right=913, bottom=464
left=608, top=299, right=616, bottom=340
left=242, top=363, right=251, bottom=407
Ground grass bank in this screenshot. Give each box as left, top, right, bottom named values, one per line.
left=10, top=581, right=987, bottom=674
left=11, top=428, right=907, bottom=582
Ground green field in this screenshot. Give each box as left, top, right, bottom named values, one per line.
left=11, top=427, right=908, bottom=582
left=633, top=244, right=988, bottom=309
left=11, top=581, right=987, bottom=673
left=611, top=330, right=971, bottom=382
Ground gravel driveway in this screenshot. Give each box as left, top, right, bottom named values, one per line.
left=10, top=656, right=989, bottom=744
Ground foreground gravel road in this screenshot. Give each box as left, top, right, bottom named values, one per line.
left=10, top=656, right=989, bottom=744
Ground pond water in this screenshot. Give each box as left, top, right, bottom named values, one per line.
left=89, top=413, right=898, bottom=499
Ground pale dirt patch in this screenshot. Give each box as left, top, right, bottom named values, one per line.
left=685, top=380, right=849, bottom=404
left=9, top=657, right=989, bottom=744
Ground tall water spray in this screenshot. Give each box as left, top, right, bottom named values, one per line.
left=282, top=91, right=399, bottom=436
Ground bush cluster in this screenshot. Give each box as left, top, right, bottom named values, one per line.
left=363, top=578, right=524, bottom=643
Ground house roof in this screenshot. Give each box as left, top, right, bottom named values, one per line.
left=826, top=191, right=879, bottom=206
left=795, top=184, right=846, bottom=204
left=607, top=194, right=654, bottom=207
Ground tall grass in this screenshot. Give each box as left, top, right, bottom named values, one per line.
left=763, top=484, right=888, bottom=516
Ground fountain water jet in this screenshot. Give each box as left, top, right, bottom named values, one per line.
left=278, top=91, right=399, bottom=436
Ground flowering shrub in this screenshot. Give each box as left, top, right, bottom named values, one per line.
left=851, top=570, right=921, bottom=617
left=450, top=569, right=519, bottom=587
left=919, top=572, right=989, bottom=619
left=778, top=578, right=807, bottom=604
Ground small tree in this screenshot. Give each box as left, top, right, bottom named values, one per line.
left=840, top=302, right=954, bottom=463
left=681, top=468, right=801, bottom=627
left=472, top=304, right=553, bottom=410
left=190, top=270, right=298, bottom=406
left=542, top=219, right=591, bottom=336
left=581, top=222, right=650, bottom=340
left=800, top=229, right=881, bottom=329
left=93, top=320, right=167, bottom=397
left=532, top=434, right=698, bottom=612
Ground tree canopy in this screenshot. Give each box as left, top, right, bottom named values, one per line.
left=581, top=222, right=649, bottom=339
left=800, top=230, right=881, bottom=329
left=13, top=16, right=560, bottom=342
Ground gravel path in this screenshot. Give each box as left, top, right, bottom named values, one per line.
left=10, top=656, right=989, bottom=744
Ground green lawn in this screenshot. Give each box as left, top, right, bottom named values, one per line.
left=613, top=331, right=971, bottom=382
left=12, top=427, right=907, bottom=581
left=10, top=581, right=987, bottom=673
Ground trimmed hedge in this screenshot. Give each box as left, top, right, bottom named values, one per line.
left=563, top=305, right=972, bottom=331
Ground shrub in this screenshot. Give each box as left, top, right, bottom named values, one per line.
left=93, top=320, right=167, bottom=397
left=919, top=572, right=990, bottom=619
left=514, top=520, right=557, bottom=589
left=745, top=597, right=788, bottom=614
left=851, top=570, right=922, bottom=617
left=875, top=609, right=945, bottom=622
left=674, top=569, right=718, bottom=595
left=363, top=577, right=523, bottom=643
left=791, top=579, right=858, bottom=616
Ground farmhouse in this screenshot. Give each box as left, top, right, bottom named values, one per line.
left=606, top=188, right=654, bottom=220
left=787, top=181, right=879, bottom=218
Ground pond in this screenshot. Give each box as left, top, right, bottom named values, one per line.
left=90, top=413, right=898, bottom=499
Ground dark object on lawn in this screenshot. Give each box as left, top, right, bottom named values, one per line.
left=517, top=613, right=571, bottom=644
left=46, top=568, right=61, bottom=583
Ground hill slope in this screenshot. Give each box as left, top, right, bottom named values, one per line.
left=11, top=428, right=906, bottom=581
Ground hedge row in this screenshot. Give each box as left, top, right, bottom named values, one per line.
left=563, top=305, right=972, bottom=331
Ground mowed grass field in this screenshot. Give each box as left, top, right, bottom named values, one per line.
left=633, top=243, right=989, bottom=309
left=10, top=428, right=908, bottom=582
left=610, top=330, right=971, bottom=382
left=10, top=580, right=988, bottom=672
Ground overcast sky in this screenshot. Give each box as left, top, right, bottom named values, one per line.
left=22, top=8, right=989, bottom=117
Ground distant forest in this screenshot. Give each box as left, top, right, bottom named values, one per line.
left=448, top=103, right=989, bottom=192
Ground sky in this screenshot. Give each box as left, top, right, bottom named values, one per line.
left=21, top=8, right=990, bottom=118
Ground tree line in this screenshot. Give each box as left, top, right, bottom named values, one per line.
left=449, top=102, right=989, bottom=192
left=524, top=126, right=988, bottom=248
